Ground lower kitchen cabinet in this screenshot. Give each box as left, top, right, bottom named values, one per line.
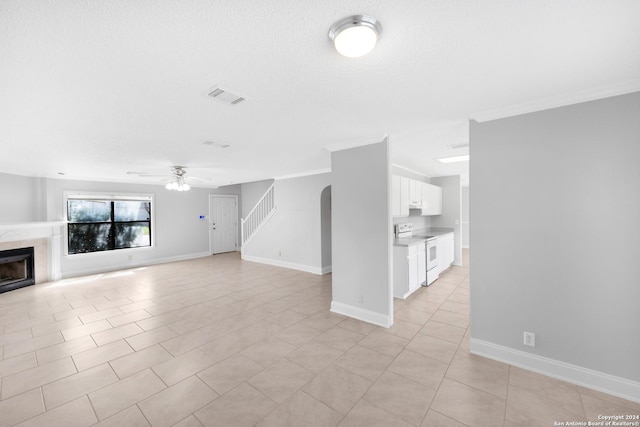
left=393, top=243, right=426, bottom=299
left=437, top=232, right=455, bottom=274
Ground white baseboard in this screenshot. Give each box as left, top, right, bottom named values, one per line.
left=321, top=265, right=332, bottom=275
left=470, top=338, right=640, bottom=403
left=330, top=301, right=392, bottom=328
left=61, top=251, right=211, bottom=279
left=241, top=253, right=324, bottom=275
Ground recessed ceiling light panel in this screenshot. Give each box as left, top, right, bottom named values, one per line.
left=447, top=143, right=470, bottom=149
left=328, top=15, right=382, bottom=58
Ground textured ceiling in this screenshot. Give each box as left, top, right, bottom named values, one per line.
left=1, top=0, right=639, bottom=188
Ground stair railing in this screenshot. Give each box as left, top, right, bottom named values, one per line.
left=241, top=183, right=276, bottom=248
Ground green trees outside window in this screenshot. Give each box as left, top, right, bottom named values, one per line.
left=67, top=199, right=151, bottom=254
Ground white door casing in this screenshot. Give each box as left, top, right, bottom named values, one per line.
left=209, top=195, right=238, bottom=254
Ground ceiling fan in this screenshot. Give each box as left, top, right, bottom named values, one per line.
left=127, top=166, right=212, bottom=191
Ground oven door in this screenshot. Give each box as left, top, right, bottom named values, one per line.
left=425, top=239, right=439, bottom=286
left=426, top=239, right=438, bottom=270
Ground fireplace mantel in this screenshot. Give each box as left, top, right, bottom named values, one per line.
left=0, top=221, right=66, bottom=231
left=0, top=221, right=64, bottom=283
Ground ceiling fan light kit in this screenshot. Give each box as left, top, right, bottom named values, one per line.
left=165, top=166, right=191, bottom=191
left=328, top=15, right=382, bottom=58
left=165, top=181, right=190, bottom=191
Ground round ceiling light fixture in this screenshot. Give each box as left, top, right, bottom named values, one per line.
left=328, top=15, right=382, bottom=58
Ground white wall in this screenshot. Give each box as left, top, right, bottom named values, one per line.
left=241, top=173, right=331, bottom=274
left=331, top=140, right=392, bottom=327
left=240, top=179, right=274, bottom=218
left=470, top=92, right=640, bottom=401
left=0, top=173, right=47, bottom=222
left=461, top=186, right=469, bottom=248
left=430, top=175, right=463, bottom=266
left=0, top=174, right=240, bottom=277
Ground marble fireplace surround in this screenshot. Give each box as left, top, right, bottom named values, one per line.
left=0, top=222, right=64, bottom=285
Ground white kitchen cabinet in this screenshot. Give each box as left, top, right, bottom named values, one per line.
left=422, top=183, right=442, bottom=216
left=400, top=177, right=409, bottom=216
left=393, top=242, right=426, bottom=299
left=391, top=174, right=440, bottom=217
left=431, top=185, right=442, bottom=215
left=409, top=179, right=423, bottom=207
left=416, top=243, right=426, bottom=289
left=437, top=232, right=454, bottom=274
left=392, top=175, right=410, bottom=217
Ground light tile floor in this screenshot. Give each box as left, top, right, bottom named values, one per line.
left=1, top=250, right=638, bottom=426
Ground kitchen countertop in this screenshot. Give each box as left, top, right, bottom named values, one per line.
left=393, top=227, right=455, bottom=247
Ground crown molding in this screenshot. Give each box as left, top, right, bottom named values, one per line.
left=324, top=134, right=388, bottom=153
left=273, top=168, right=332, bottom=181
left=391, top=163, right=430, bottom=179
left=470, top=80, right=640, bottom=123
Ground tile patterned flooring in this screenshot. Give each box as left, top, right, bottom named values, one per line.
left=1, top=250, right=638, bottom=426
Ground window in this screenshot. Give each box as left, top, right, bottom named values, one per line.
left=66, top=195, right=152, bottom=254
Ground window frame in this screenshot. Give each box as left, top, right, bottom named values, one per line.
left=64, top=192, right=155, bottom=256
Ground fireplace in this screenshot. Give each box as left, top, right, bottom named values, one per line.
left=0, top=246, right=35, bottom=293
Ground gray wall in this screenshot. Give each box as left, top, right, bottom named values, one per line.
left=241, top=173, right=331, bottom=273
left=431, top=175, right=463, bottom=265
left=0, top=173, right=47, bottom=222
left=240, top=179, right=274, bottom=218
left=470, top=92, right=640, bottom=383
left=461, top=186, right=469, bottom=248
left=331, top=140, right=392, bottom=327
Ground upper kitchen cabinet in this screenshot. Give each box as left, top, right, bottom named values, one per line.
left=408, top=179, right=423, bottom=208
left=391, top=174, right=442, bottom=217
left=391, top=175, right=409, bottom=217
left=422, top=183, right=442, bottom=216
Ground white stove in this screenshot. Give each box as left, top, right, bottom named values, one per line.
left=395, top=223, right=439, bottom=286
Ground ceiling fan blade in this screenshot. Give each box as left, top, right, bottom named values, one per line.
left=185, top=176, right=212, bottom=182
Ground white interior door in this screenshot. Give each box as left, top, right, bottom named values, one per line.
left=209, top=195, right=238, bottom=254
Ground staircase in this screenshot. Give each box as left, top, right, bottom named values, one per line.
left=241, top=183, right=276, bottom=248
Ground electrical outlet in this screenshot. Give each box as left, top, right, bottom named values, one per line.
left=278, top=251, right=282, bottom=257
left=358, top=295, right=364, bottom=304
left=524, top=331, right=536, bottom=347
left=127, top=254, right=133, bottom=261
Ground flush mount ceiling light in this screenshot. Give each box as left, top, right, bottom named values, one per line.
left=328, top=15, right=382, bottom=58
left=436, top=154, right=470, bottom=164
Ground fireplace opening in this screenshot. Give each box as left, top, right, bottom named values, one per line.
left=0, top=247, right=35, bottom=293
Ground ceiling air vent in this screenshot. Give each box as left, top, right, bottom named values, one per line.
left=202, top=140, right=230, bottom=148
left=448, top=143, right=469, bottom=149
left=207, top=86, right=246, bottom=105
